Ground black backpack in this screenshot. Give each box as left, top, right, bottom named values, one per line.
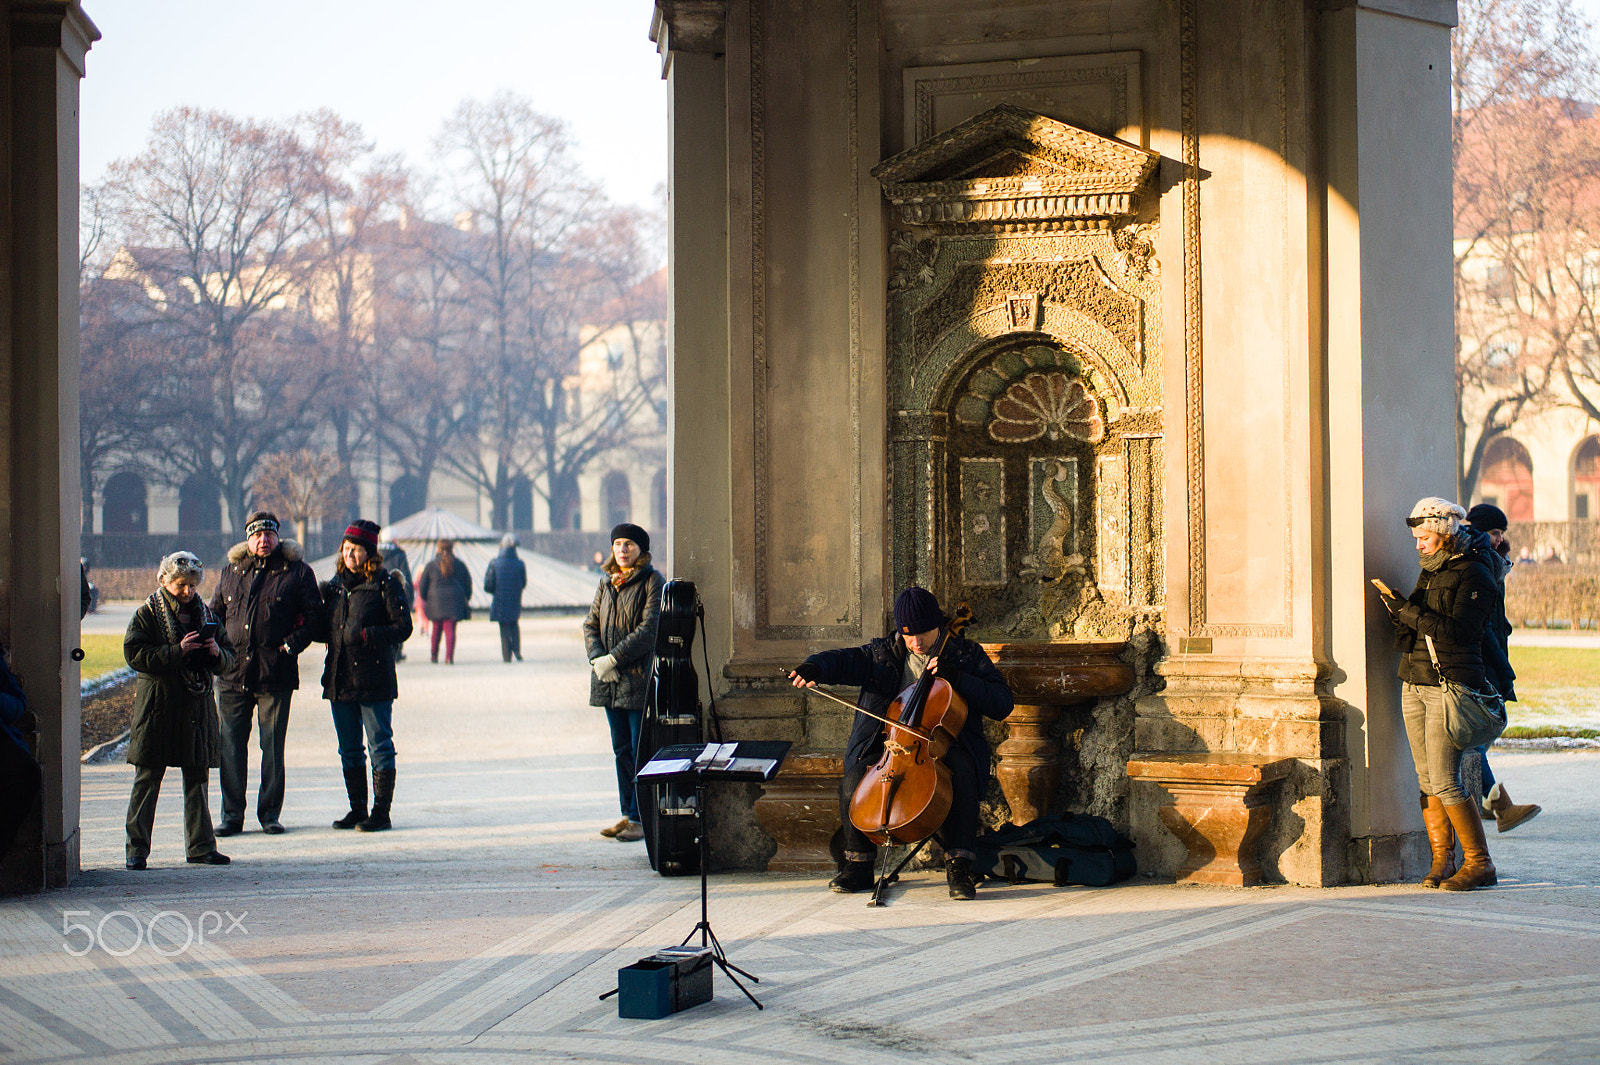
left=973, top=815, right=1137, bottom=887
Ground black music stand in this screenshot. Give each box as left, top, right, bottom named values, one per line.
left=609, top=740, right=790, bottom=1011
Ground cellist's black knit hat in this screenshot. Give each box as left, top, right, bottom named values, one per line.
left=894, top=586, right=946, bottom=636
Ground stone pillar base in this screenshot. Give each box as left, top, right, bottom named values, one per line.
left=753, top=753, right=844, bottom=871
left=1127, top=753, right=1295, bottom=887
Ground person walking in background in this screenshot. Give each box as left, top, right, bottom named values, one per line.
left=378, top=529, right=413, bottom=663
left=317, top=521, right=412, bottom=832
left=484, top=533, right=528, bottom=662
left=583, top=523, right=663, bottom=843
left=1375, top=497, right=1500, bottom=891
left=1464, top=503, right=1542, bottom=832
left=417, top=539, right=471, bottom=664
left=209, top=511, right=322, bottom=837
left=123, top=551, right=235, bottom=870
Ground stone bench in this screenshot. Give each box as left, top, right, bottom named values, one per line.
left=1125, top=752, right=1296, bottom=887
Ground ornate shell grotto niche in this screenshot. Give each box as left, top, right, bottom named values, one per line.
left=876, top=104, right=1165, bottom=641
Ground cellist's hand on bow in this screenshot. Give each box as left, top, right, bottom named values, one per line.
left=788, top=662, right=822, bottom=688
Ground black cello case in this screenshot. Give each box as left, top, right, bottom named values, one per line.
left=636, top=579, right=702, bottom=876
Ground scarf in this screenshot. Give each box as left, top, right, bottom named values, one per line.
left=146, top=590, right=217, bottom=696
left=611, top=565, right=638, bottom=589
left=1419, top=528, right=1472, bottom=573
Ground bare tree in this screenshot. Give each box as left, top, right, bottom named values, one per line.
left=1452, top=0, right=1600, bottom=500
left=101, top=107, right=334, bottom=533
left=297, top=111, right=410, bottom=523
left=251, top=448, right=353, bottom=546
left=430, top=93, right=606, bottom=528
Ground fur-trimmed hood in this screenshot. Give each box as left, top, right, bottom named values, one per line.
left=226, top=539, right=304, bottom=566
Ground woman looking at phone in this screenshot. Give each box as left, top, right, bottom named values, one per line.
left=122, top=551, right=235, bottom=869
left=1374, top=497, right=1500, bottom=891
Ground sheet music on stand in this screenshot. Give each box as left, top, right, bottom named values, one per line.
left=637, top=741, right=789, bottom=784
left=619, top=739, right=790, bottom=1011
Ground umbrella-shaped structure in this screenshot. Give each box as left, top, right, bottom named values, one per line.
left=311, top=507, right=596, bottom=611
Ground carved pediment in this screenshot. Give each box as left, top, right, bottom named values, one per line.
left=873, top=104, right=1160, bottom=230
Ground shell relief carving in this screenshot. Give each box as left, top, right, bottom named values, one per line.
left=989, top=372, right=1104, bottom=444
left=954, top=344, right=1106, bottom=446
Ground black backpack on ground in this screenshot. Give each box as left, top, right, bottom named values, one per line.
left=972, top=815, right=1137, bottom=887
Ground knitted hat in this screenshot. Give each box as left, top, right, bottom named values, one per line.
left=893, top=586, right=946, bottom=636
left=610, top=522, right=649, bottom=554
left=1406, top=496, right=1466, bottom=536
left=158, top=550, right=204, bottom=585
left=245, top=511, right=280, bottom=538
left=342, top=519, right=381, bottom=553
left=1466, top=502, right=1509, bottom=533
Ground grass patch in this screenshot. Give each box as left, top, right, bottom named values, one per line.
left=1504, top=645, right=1600, bottom=728
left=79, top=633, right=126, bottom=681
left=1501, top=725, right=1600, bottom=740
left=1507, top=645, right=1600, bottom=687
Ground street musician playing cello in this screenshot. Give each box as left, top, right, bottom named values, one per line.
left=789, top=587, right=1013, bottom=899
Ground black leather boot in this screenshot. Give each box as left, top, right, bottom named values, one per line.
left=829, top=859, right=876, bottom=893
left=333, top=766, right=368, bottom=829
left=358, top=769, right=394, bottom=832
left=947, top=857, right=978, bottom=900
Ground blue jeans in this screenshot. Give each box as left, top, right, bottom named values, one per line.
left=605, top=707, right=643, bottom=821
left=330, top=701, right=396, bottom=773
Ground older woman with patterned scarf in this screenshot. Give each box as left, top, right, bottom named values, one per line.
left=1376, top=497, right=1499, bottom=891
left=123, top=551, right=236, bottom=870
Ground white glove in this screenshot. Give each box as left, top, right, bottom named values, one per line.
left=592, top=654, right=621, bottom=682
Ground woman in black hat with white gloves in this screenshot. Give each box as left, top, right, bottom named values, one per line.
left=583, top=523, right=663, bottom=842
left=1376, top=497, right=1500, bottom=891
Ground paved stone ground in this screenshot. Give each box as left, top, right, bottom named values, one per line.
left=3, top=616, right=1599, bottom=1064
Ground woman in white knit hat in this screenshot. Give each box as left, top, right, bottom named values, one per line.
left=1374, top=497, right=1500, bottom=891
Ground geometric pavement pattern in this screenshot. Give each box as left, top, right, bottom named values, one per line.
left=4, top=873, right=1600, bottom=1065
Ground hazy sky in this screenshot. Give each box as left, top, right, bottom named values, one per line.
left=78, top=1, right=667, bottom=211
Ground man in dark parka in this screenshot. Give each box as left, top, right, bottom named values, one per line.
left=209, top=511, right=322, bottom=836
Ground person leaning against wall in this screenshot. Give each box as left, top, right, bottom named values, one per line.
left=583, top=523, right=663, bottom=843
left=123, top=551, right=236, bottom=870
left=1375, top=497, right=1500, bottom=892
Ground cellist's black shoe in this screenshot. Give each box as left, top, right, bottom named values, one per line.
left=829, top=859, right=876, bottom=894
left=947, top=858, right=978, bottom=900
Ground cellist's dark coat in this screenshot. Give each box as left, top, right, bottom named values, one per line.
left=800, top=631, right=1013, bottom=781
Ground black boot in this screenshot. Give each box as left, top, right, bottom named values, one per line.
left=358, top=769, right=394, bottom=832
left=947, top=857, right=978, bottom=900
left=829, top=859, right=876, bottom=893
left=333, top=766, right=368, bottom=829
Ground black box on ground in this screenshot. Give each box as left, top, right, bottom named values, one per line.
left=616, top=947, right=713, bottom=1019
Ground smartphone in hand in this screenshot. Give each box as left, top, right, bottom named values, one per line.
left=1370, top=578, right=1396, bottom=598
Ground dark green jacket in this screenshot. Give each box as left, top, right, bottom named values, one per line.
left=124, top=591, right=235, bottom=768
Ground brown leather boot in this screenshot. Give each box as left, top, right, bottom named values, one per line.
left=1441, top=800, right=1497, bottom=891
left=1485, top=782, right=1542, bottom=833
left=1420, top=794, right=1456, bottom=889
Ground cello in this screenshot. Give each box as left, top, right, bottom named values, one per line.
left=844, top=606, right=973, bottom=847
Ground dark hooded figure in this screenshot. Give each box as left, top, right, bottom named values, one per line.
left=484, top=533, right=528, bottom=662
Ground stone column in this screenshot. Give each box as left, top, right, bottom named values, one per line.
left=657, top=6, right=731, bottom=663
left=1321, top=0, right=1457, bottom=883
left=0, top=0, right=97, bottom=892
